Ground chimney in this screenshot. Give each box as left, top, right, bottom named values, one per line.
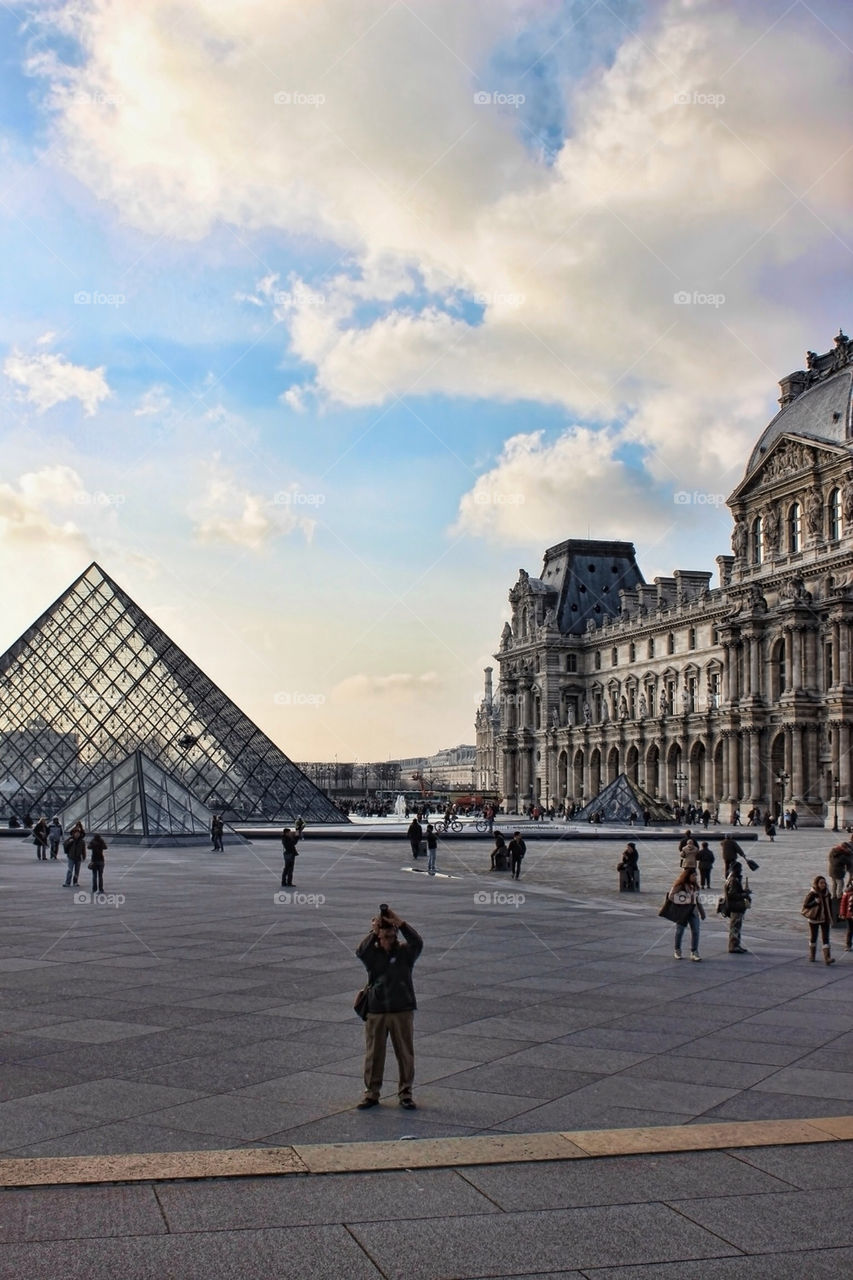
left=484, top=667, right=493, bottom=705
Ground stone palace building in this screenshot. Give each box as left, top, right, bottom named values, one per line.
left=475, top=331, right=853, bottom=827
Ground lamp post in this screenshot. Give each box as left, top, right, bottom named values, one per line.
left=775, top=770, right=789, bottom=822
left=676, top=770, right=687, bottom=809
left=833, top=774, right=840, bottom=832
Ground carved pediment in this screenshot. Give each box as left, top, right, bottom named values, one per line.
left=734, top=434, right=845, bottom=502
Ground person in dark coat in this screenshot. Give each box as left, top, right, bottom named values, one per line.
left=407, top=816, right=423, bottom=860
left=281, top=827, right=299, bottom=887
left=47, top=817, right=63, bottom=859
left=697, top=841, right=715, bottom=889
left=33, top=816, right=49, bottom=860
left=801, top=875, right=835, bottom=964
left=490, top=830, right=507, bottom=871
left=617, top=842, right=639, bottom=891
left=356, top=907, right=423, bottom=1109
left=88, top=833, right=107, bottom=894
left=763, top=814, right=776, bottom=841
left=723, top=860, right=751, bottom=953
left=508, top=831, right=526, bottom=880
left=63, top=822, right=86, bottom=887
left=720, top=834, right=744, bottom=875
left=667, top=867, right=705, bottom=961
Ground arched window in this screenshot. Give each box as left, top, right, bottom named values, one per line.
left=829, top=488, right=842, bottom=541
left=648, top=637, right=655, bottom=658
left=788, top=502, right=801, bottom=554
left=667, top=633, right=675, bottom=655
left=752, top=516, right=763, bottom=564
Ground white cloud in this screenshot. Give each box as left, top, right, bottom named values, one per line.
left=0, top=466, right=92, bottom=549
left=29, top=0, right=852, bottom=497
left=191, top=455, right=316, bottom=550
left=4, top=350, right=111, bottom=416
left=134, top=385, right=172, bottom=417
left=332, top=671, right=441, bottom=704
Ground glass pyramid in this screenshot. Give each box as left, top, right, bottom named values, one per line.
left=0, top=563, right=345, bottom=823
left=61, top=750, right=213, bottom=839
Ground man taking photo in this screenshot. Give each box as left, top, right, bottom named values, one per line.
left=356, top=907, right=423, bottom=1110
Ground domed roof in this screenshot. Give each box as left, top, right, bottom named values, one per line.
left=744, top=333, right=853, bottom=479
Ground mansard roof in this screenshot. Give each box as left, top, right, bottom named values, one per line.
left=743, top=332, right=853, bottom=482
left=538, top=539, right=645, bottom=636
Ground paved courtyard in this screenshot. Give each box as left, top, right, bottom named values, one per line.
left=0, top=823, right=850, bottom=1276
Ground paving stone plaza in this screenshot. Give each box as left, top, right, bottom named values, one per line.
left=0, top=823, right=850, bottom=1277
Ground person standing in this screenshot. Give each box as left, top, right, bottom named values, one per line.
left=33, top=816, right=49, bottom=860
left=63, top=822, right=86, bottom=887
left=47, top=816, right=63, bottom=860
left=617, top=841, right=639, bottom=891
left=425, top=824, right=438, bottom=875
left=281, top=827, right=299, bottom=887
left=679, top=837, right=699, bottom=873
left=294, top=815, right=306, bottom=838
left=839, top=882, right=853, bottom=953
left=407, top=816, right=423, bottom=860
left=723, top=860, right=751, bottom=954
left=667, top=867, right=705, bottom=961
left=490, top=830, right=507, bottom=871
left=827, top=841, right=852, bottom=900
left=508, top=831, right=526, bottom=880
left=211, top=815, right=224, bottom=851
left=356, top=907, right=423, bottom=1110
left=88, top=833, right=107, bottom=894
left=801, top=875, right=835, bottom=964
left=720, top=833, right=744, bottom=877
left=764, top=814, right=776, bottom=842
left=697, top=841, right=715, bottom=889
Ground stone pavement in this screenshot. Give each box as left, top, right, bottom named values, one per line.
left=0, top=824, right=850, bottom=1277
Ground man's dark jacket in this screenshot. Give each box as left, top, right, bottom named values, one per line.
left=356, top=924, right=423, bottom=1014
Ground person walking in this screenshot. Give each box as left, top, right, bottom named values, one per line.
left=801, top=875, right=835, bottom=964
left=764, top=814, right=776, bottom=841
left=508, top=831, right=526, bottom=880
left=281, top=827, right=299, bottom=887
left=425, top=824, right=438, bottom=875
left=720, top=833, right=744, bottom=876
left=490, top=830, right=507, bottom=871
left=679, top=837, right=699, bottom=873
left=667, top=867, right=705, bottom=961
left=211, top=814, right=224, bottom=851
left=88, top=833, right=107, bottom=894
left=33, top=816, right=49, bottom=860
left=407, top=816, right=423, bottom=860
left=723, top=860, right=751, bottom=954
left=839, top=882, right=853, bottom=953
left=697, top=840, right=715, bottom=889
left=47, top=816, right=63, bottom=860
left=356, top=907, right=423, bottom=1110
left=63, top=822, right=86, bottom=887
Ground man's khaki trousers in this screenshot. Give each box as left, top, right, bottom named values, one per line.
left=363, top=1010, right=414, bottom=1100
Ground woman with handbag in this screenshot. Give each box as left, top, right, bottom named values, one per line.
left=666, top=867, right=705, bottom=961
left=801, top=875, right=835, bottom=964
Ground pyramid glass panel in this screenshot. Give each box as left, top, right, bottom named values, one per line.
left=60, top=750, right=212, bottom=838
left=0, top=564, right=345, bottom=823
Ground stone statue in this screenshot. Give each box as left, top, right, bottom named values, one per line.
left=731, top=516, right=747, bottom=560
left=550, top=708, right=559, bottom=729
left=601, top=701, right=609, bottom=723
left=842, top=474, right=853, bottom=526
left=583, top=701, right=592, bottom=725
left=805, top=487, right=822, bottom=537
left=806, top=350, right=819, bottom=371
left=499, top=621, right=513, bottom=650
left=542, top=607, right=557, bottom=630
left=619, top=696, right=629, bottom=720
left=762, top=504, right=780, bottom=552
left=638, top=693, right=647, bottom=718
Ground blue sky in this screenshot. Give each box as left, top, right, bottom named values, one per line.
left=0, top=0, right=851, bottom=760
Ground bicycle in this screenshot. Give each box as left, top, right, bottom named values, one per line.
left=436, top=818, right=462, bottom=833
left=474, top=818, right=492, bottom=834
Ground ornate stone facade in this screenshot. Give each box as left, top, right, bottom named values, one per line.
left=475, top=332, right=853, bottom=826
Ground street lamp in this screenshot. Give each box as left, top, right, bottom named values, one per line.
left=775, top=770, right=789, bottom=820
left=676, top=770, right=687, bottom=807
left=833, top=774, right=840, bottom=832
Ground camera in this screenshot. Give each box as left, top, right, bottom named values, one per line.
left=379, top=903, right=390, bottom=920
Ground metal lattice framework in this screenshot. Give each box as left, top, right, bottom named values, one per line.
left=0, top=564, right=346, bottom=823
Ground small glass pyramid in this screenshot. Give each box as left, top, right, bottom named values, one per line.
left=0, top=564, right=344, bottom=823
left=61, top=749, right=212, bottom=838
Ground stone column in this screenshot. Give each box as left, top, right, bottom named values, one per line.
left=749, top=636, right=761, bottom=697
left=839, top=723, right=851, bottom=800
left=841, top=622, right=851, bottom=687
left=749, top=730, right=761, bottom=800
left=791, top=628, right=802, bottom=690
left=791, top=725, right=805, bottom=801
left=503, top=748, right=517, bottom=810
left=703, top=738, right=714, bottom=804
left=721, top=643, right=731, bottom=703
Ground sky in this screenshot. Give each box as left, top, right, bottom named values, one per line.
left=0, top=0, right=851, bottom=764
